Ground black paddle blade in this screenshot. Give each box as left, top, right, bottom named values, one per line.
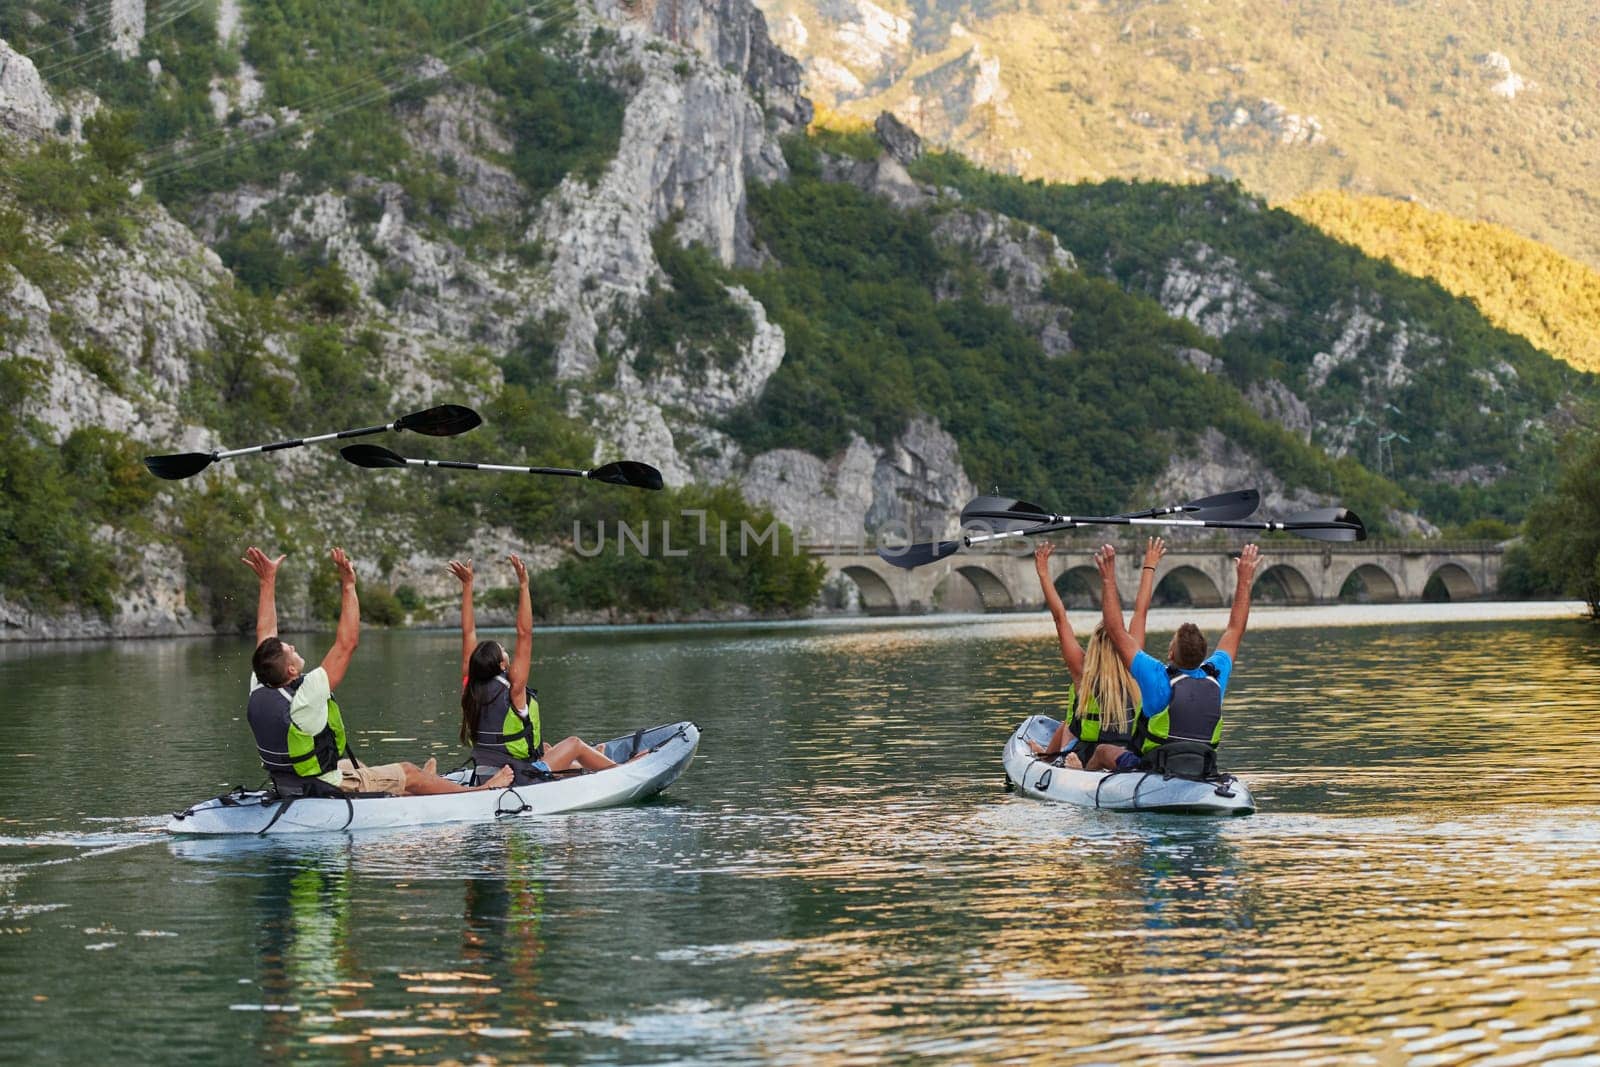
left=1183, top=489, right=1259, bottom=522
left=142, top=452, right=215, bottom=480
left=393, top=404, right=482, bottom=437
left=959, top=495, right=1051, bottom=531
left=340, top=444, right=410, bottom=469
left=587, top=461, right=664, bottom=491
left=1283, top=508, right=1367, bottom=542
left=877, top=540, right=962, bottom=569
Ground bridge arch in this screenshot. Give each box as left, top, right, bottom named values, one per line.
left=1425, top=562, right=1480, bottom=601
left=1154, top=565, right=1223, bottom=608
left=1337, top=562, right=1400, bottom=603
left=1053, top=566, right=1101, bottom=608
left=955, top=564, right=1016, bottom=611
left=838, top=565, right=899, bottom=615
left=1253, top=563, right=1316, bottom=605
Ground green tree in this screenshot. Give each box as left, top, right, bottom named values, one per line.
left=1521, top=431, right=1600, bottom=619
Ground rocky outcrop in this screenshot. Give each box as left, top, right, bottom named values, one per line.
left=110, top=0, right=147, bottom=61
left=1158, top=244, right=1287, bottom=337
left=741, top=417, right=975, bottom=544
left=931, top=206, right=1076, bottom=356
left=1148, top=428, right=1322, bottom=531
left=0, top=38, right=63, bottom=138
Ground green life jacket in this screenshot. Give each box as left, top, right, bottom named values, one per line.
left=1066, top=683, right=1137, bottom=747
left=470, top=675, right=541, bottom=767
left=1135, top=662, right=1225, bottom=755
left=247, top=677, right=350, bottom=782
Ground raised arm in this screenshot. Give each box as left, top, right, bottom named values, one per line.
left=320, top=547, right=361, bottom=689
left=506, top=554, right=533, bottom=708
left=241, top=547, right=286, bottom=647
left=449, top=558, right=476, bottom=680
left=1095, top=544, right=1141, bottom=668
left=1130, top=536, right=1166, bottom=647
left=1033, top=543, right=1084, bottom=684
left=1215, top=544, right=1260, bottom=660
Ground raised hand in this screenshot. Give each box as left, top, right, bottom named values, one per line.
left=330, top=547, right=357, bottom=587
left=1236, top=543, right=1261, bottom=583
left=240, top=546, right=285, bottom=583
left=1033, top=542, right=1055, bottom=569
left=448, top=559, right=474, bottom=586
left=508, top=552, right=528, bottom=585
left=1142, top=536, right=1166, bottom=570
left=1093, top=544, right=1117, bottom=581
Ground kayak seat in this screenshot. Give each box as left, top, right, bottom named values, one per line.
left=1145, top=740, right=1218, bottom=781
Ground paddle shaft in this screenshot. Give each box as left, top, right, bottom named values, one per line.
left=214, top=420, right=401, bottom=460
left=398, top=457, right=591, bottom=478
left=967, top=515, right=1353, bottom=545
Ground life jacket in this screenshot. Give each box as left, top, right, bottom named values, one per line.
left=247, top=676, right=350, bottom=788
left=1135, top=662, right=1224, bottom=756
left=1066, top=683, right=1138, bottom=753
left=468, top=675, right=542, bottom=770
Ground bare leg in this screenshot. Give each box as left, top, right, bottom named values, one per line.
left=541, top=736, right=618, bottom=773
left=1028, top=721, right=1075, bottom=756
left=400, top=761, right=513, bottom=795
left=1085, top=745, right=1130, bottom=772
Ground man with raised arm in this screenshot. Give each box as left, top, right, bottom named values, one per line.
left=1093, top=542, right=1262, bottom=774
left=241, top=546, right=511, bottom=796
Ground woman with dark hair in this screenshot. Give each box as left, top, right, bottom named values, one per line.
left=452, top=554, right=620, bottom=783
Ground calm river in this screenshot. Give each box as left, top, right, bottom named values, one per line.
left=2, top=609, right=1598, bottom=1064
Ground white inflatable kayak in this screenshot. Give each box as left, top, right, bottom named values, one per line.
left=1003, top=716, right=1255, bottom=816
left=168, top=721, right=699, bottom=835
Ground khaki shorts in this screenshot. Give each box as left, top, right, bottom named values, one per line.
left=337, top=758, right=408, bottom=795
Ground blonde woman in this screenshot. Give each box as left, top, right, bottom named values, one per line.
left=1029, top=537, right=1165, bottom=770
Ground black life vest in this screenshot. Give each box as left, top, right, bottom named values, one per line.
left=1135, top=661, right=1224, bottom=755
left=247, top=676, right=351, bottom=788
left=468, top=675, right=541, bottom=770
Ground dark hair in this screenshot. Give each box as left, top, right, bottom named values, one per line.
left=252, top=637, right=292, bottom=687
left=459, top=640, right=506, bottom=745
left=1173, top=623, right=1208, bottom=670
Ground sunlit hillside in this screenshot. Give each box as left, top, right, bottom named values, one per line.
left=758, top=0, right=1600, bottom=268
left=1286, top=191, right=1600, bottom=376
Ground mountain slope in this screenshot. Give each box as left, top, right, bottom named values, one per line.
left=1284, top=190, right=1600, bottom=376
left=757, top=0, right=1600, bottom=269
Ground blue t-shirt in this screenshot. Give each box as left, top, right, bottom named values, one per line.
left=1130, top=649, right=1232, bottom=717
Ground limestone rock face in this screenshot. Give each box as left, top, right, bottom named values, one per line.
left=109, top=0, right=147, bottom=61
left=741, top=417, right=976, bottom=544
left=931, top=206, right=1076, bottom=355
left=0, top=38, right=63, bottom=138
left=1158, top=244, right=1287, bottom=338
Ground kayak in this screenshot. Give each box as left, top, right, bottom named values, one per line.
left=1003, top=715, right=1255, bottom=816
left=168, top=721, right=699, bottom=835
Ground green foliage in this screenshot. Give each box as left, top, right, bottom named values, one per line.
left=1519, top=431, right=1600, bottom=619
left=84, top=110, right=144, bottom=177
left=628, top=221, right=754, bottom=379
left=299, top=260, right=360, bottom=318
left=809, top=124, right=883, bottom=162
left=727, top=140, right=1401, bottom=521
left=182, top=289, right=296, bottom=442
left=545, top=484, right=826, bottom=616
left=299, top=325, right=390, bottom=416
left=362, top=585, right=407, bottom=627
left=0, top=360, right=152, bottom=616
left=217, top=221, right=296, bottom=295
left=66, top=342, right=125, bottom=393
left=172, top=482, right=263, bottom=630
left=911, top=154, right=1599, bottom=525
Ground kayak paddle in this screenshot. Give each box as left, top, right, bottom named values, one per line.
left=879, top=506, right=1366, bottom=569
left=960, top=489, right=1260, bottom=532
left=143, top=403, right=482, bottom=480
left=340, top=444, right=665, bottom=490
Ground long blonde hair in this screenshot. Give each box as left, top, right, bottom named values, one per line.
left=1079, top=623, right=1140, bottom=734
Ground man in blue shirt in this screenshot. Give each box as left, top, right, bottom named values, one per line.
left=1094, top=543, right=1261, bottom=769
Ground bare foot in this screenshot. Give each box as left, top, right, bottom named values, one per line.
left=1064, top=753, right=1084, bottom=770
left=478, top=765, right=514, bottom=790
left=422, top=757, right=437, bottom=776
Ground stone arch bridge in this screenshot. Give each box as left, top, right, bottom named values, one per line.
left=812, top=542, right=1503, bottom=615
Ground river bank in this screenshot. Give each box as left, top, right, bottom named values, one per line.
left=0, top=597, right=1589, bottom=645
